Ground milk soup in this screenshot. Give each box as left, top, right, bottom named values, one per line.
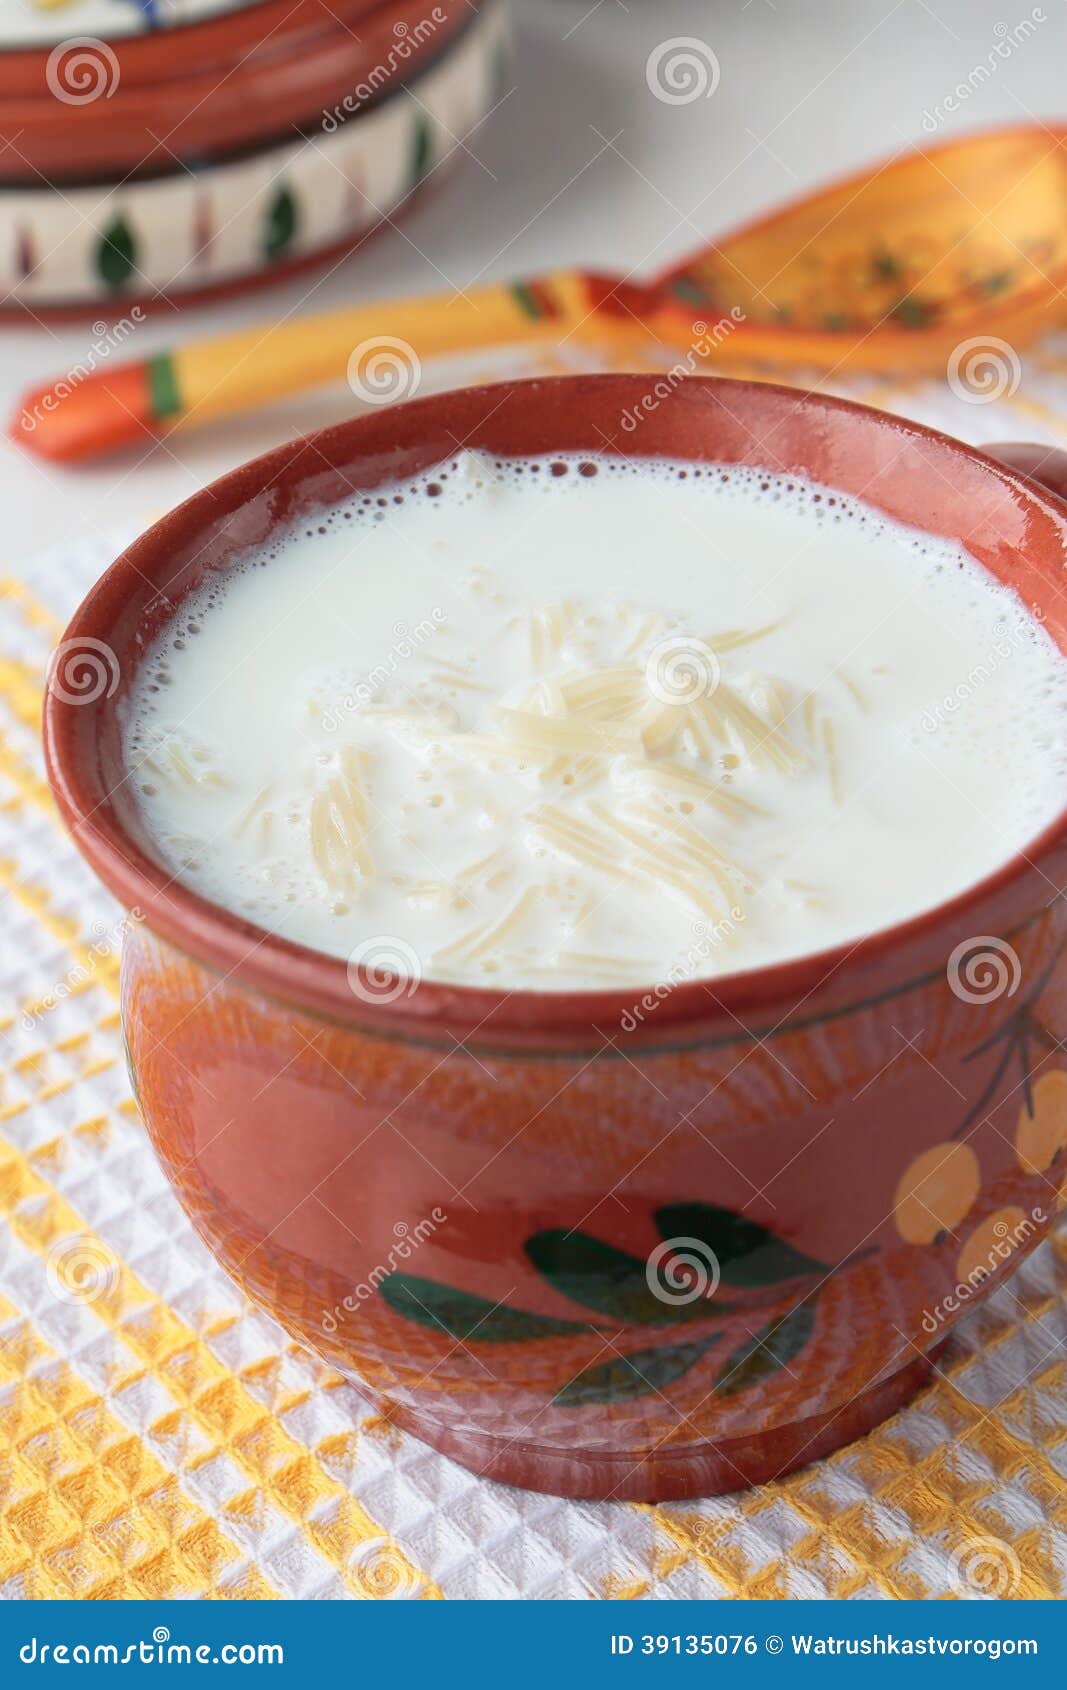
left=124, top=452, right=1067, bottom=989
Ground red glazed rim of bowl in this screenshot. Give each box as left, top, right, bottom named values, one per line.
left=42, top=375, right=1067, bottom=1047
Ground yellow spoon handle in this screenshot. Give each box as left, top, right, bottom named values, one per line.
left=11, top=271, right=611, bottom=462
left=175, top=272, right=598, bottom=427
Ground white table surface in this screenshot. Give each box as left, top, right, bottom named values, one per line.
left=2, top=0, right=1063, bottom=567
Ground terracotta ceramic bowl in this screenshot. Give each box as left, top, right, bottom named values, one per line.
left=43, top=376, right=1067, bottom=1501
left=0, top=0, right=507, bottom=311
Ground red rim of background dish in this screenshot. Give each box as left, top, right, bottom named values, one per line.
left=0, top=0, right=480, bottom=181
left=41, top=374, right=1067, bottom=1045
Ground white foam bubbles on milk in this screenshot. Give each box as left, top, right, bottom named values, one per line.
left=124, top=452, right=1067, bottom=985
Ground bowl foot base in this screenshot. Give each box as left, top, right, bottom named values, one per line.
left=375, top=1345, right=944, bottom=1501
